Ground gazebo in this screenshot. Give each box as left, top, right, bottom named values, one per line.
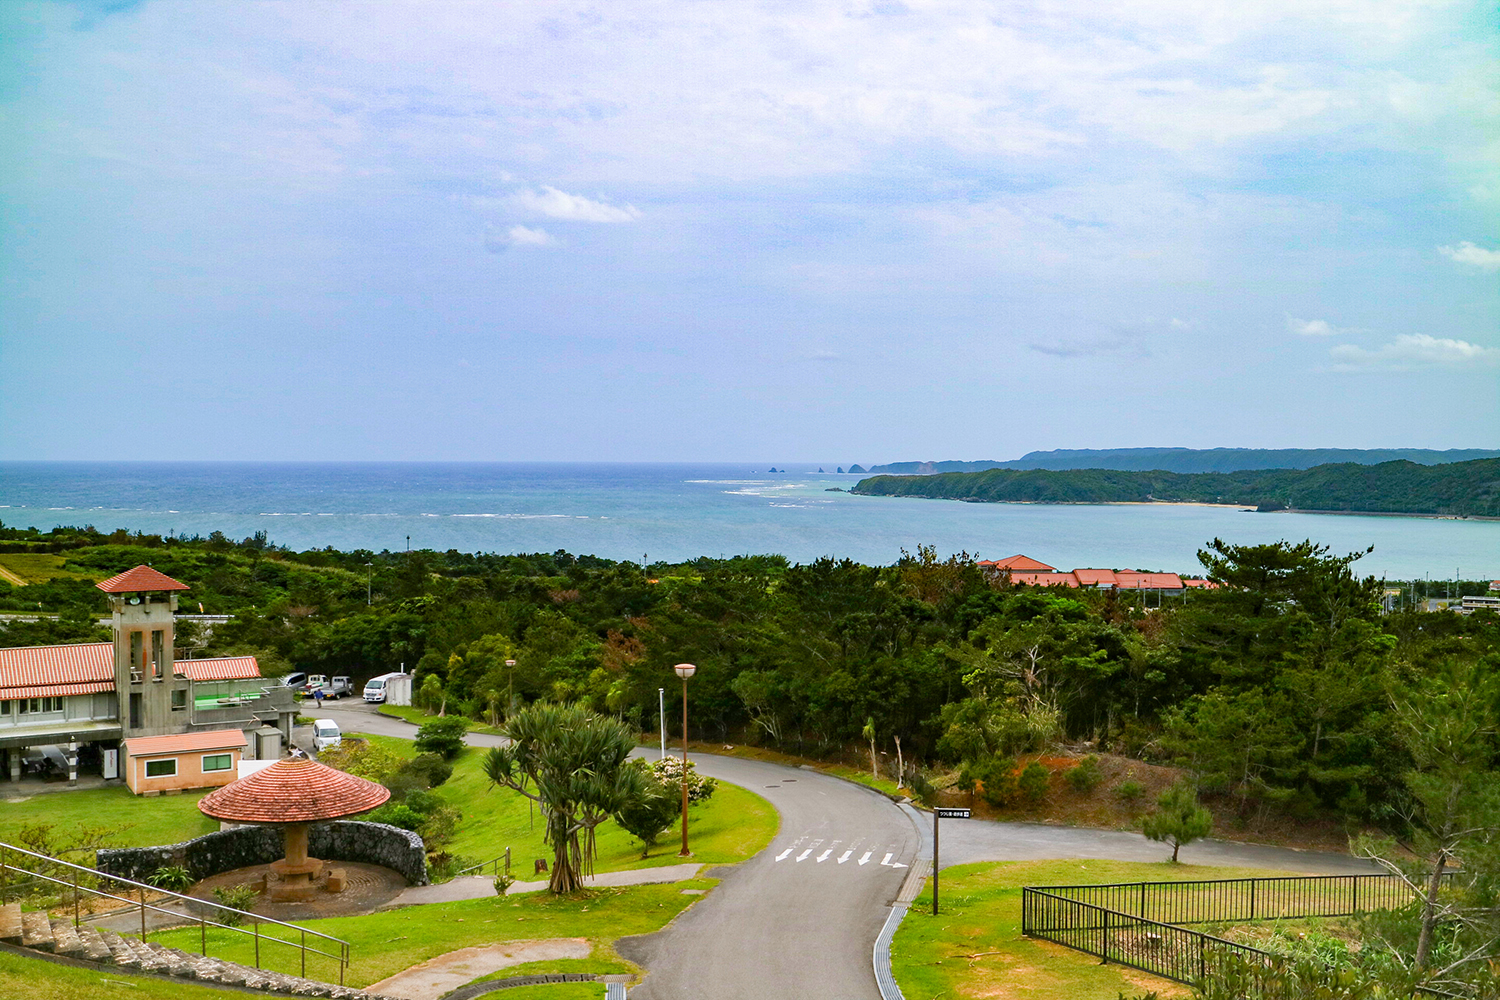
left=198, top=757, right=390, bottom=902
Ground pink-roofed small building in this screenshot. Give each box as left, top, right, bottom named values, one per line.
left=0, top=566, right=295, bottom=790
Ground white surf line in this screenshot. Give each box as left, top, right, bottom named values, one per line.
left=816, top=849, right=832, bottom=862
left=858, top=851, right=872, bottom=866
left=837, top=850, right=853, bottom=864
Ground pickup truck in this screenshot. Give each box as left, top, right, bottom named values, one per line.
left=301, top=675, right=353, bottom=699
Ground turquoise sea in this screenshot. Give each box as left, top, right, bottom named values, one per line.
left=0, top=462, right=1495, bottom=579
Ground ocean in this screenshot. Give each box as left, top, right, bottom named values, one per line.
left=0, top=462, right=1495, bottom=579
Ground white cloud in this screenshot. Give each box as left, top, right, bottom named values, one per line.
left=1438, top=241, right=1500, bottom=271
left=1330, top=334, right=1499, bottom=370
left=511, top=187, right=641, bottom=223
left=483, top=223, right=557, bottom=252
left=1287, top=316, right=1341, bottom=336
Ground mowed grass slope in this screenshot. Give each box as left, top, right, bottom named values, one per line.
left=0, top=950, right=252, bottom=1000
left=154, top=877, right=718, bottom=987
left=893, top=860, right=1302, bottom=1000
left=0, top=786, right=218, bottom=851
left=362, top=734, right=779, bottom=872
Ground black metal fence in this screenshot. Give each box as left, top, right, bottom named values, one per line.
left=1022, top=874, right=1416, bottom=988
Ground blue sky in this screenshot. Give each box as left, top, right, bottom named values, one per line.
left=2, top=0, right=1496, bottom=462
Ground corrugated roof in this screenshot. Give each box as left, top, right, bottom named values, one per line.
left=177, top=657, right=261, bottom=681
left=199, top=757, right=389, bottom=824
left=0, top=642, right=112, bottom=689
left=0, top=643, right=261, bottom=693
left=125, top=729, right=248, bottom=757
left=1182, top=578, right=1219, bottom=589
left=97, top=566, right=190, bottom=593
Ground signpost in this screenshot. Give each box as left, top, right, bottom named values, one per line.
left=932, top=807, right=970, bottom=915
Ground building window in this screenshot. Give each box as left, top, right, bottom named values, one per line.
left=201, top=753, right=232, bottom=772
left=144, top=758, right=177, bottom=778
left=18, top=697, right=62, bottom=715
left=151, top=630, right=165, bottom=680
left=171, top=689, right=187, bottom=711
left=0, top=701, right=9, bottom=716
left=129, top=693, right=142, bottom=730
left=130, top=631, right=144, bottom=682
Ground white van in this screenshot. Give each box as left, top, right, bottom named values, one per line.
left=312, top=719, right=342, bottom=753
left=364, top=673, right=397, bottom=703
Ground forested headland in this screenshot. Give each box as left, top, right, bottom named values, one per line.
left=852, top=457, right=1500, bottom=516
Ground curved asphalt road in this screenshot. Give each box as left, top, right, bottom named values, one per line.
left=316, top=702, right=1374, bottom=999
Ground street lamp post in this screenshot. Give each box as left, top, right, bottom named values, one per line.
left=504, top=659, right=517, bottom=719
left=365, top=562, right=373, bottom=606
left=674, top=663, right=696, bottom=857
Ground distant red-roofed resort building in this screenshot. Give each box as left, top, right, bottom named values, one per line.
left=0, top=566, right=295, bottom=791
left=990, top=556, right=1206, bottom=599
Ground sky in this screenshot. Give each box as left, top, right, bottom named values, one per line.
left=2, top=0, right=1497, bottom=463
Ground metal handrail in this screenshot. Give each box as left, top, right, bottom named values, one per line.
left=0, top=841, right=350, bottom=984
left=456, top=847, right=511, bottom=879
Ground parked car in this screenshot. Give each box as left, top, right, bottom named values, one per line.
left=311, top=719, right=342, bottom=753
left=280, top=672, right=308, bottom=690
left=363, top=672, right=402, bottom=703
left=302, top=675, right=353, bottom=699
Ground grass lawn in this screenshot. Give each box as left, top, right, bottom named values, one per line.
left=0, top=950, right=250, bottom=1000
left=152, top=876, right=718, bottom=987
left=0, top=786, right=218, bottom=853
left=377, top=704, right=504, bottom=735
left=0, top=554, right=95, bottom=585
left=893, top=860, right=1304, bottom=1000
left=360, top=735, right=779, bottom=873
left=488, top=986, right=601, bottom=1000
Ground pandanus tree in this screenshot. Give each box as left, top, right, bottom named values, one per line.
left=482, top=702, right=646, bottom=894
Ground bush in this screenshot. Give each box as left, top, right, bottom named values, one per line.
left=493, top=873, right=514, bottom=895
left=364, top=803, right=424, bottom=831
left=211, top=884, right=259, bottom=926
left=1065, top=755, right=1104, bottom=793
left=413, top=717, right=469, bottom=759
left=964, top=756, right=1018, bottom=808
left=615, top=764, right=680, bottom=856
left=320, top=739, right=403, bottom=783
left=405, top=752, right=453, bottom=788
left=1018, top=761, right=1050, bottom=803
left=147, top=865, right=194, bottom=892
left=650, top=756, right=717, bottom=804
left=1116, top=779, right=1147, bottom=804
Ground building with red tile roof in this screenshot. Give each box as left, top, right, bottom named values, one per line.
left=997, top=558, right=1194, bottom=598
left=979, top=554, right=1058, bottom=573
left=0, top=566, right=295, bottom=792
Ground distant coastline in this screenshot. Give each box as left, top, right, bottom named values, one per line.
left=851, top=458, right=1500, bottom=519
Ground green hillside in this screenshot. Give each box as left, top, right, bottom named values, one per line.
left=851, top=458, right=1500, bottom=516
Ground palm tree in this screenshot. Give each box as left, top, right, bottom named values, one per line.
left=482, top=702, right=646, bottom=893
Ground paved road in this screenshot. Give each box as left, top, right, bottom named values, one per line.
left=318, top=703, right=922, bottom=1000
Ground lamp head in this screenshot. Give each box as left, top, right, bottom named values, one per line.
left=505, top=659, right=516, bottom=667
left=674, top=663, right=697, bottom=680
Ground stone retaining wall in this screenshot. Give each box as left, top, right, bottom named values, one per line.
left=96, top=821, right=428, bottom=887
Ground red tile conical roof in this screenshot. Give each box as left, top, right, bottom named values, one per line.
left=198, top=757, right=389, bottom=824
left=96, top=566, right=190, bottom=593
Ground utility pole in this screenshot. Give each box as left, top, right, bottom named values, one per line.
left=659, top=688, right=667, bottom=760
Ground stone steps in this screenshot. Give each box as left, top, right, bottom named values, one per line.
left=0, top=901, right=391, bottom=999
